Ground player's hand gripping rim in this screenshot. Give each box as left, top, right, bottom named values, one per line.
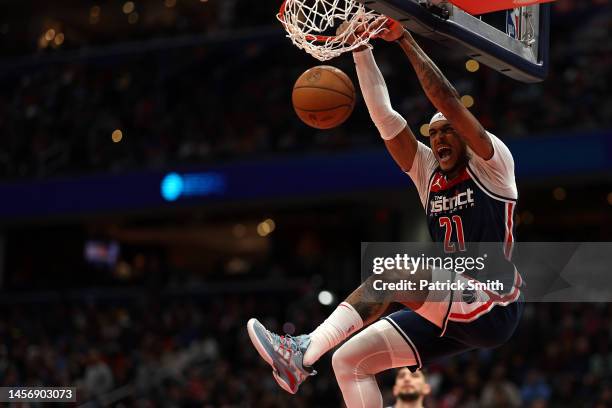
left=339, top=18, right=408, bottom=53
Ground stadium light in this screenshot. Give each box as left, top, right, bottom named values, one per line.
left=419, top=124, right=429, bottom=137
left=160, top=172, right=226, bottom=202
left=45, top=29, right=55, bottom=41
left=318, top=291, right=334, bottom=306
left=122, top=1, right=135, bottom=14
left=112, top=129, right=123, bottom=143
left=161, top=173, right=184, bottom=202
left=54, top=33, right=64, bottom=46
left=461, top=95, right=475, bottom=108
left=257, top=219, right=276, bottom=237
left=265, top=218, right=276, bottom=231
left=466, top=59, right=480, bottom=72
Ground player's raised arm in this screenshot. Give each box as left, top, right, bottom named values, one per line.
left=378, top=21, right=494, bottom=160
left=352, top=47, right=418, bottom=172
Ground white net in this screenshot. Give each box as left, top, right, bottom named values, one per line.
left=277, top=0, right=387, bottom=61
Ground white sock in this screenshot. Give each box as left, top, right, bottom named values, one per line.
left=303, top=302, right=364, bottom=367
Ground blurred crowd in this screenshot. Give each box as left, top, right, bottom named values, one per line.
left=0, top=294, right=610, bottom=407
left=0, top=1, right=610, bottom=179
left=0, top=0, right=272, bottom=58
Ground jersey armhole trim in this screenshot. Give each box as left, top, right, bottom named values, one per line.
left=466, top=165, right=517, bottom=203
left=439, top=284, right=454, bottom=337
left=423, top=169, right=439, bottom=212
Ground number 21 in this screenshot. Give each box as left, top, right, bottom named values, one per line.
left=439, top=215, right=466, bottom=253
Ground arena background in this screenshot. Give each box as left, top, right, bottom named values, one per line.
left=0, top=0, right=611, bottom=406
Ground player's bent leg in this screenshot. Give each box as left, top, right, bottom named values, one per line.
left=303, top=266, right=430, bottom=367
left=246, top=318, right=316, bottom=394
left=332, top=319, right=417, bottom=408
left=246, top=267, right=431, bottom=395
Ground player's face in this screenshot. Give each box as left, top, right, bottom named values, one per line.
left=393, top=368, right=431, bottom=401
left=429, top=120, right=466, bottom=172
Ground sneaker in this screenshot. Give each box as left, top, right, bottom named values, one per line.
left=247, top=318, right=316, bottom=394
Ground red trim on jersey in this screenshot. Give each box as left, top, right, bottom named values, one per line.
left=449, top=270, right=521, bottom=321
left=449, top=301, right=493, bottom=321
left=430, top=168, right=471, bottom=193
left=504, top=202, right=515, bottom=260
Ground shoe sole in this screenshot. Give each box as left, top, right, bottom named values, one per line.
left=247, top=318, right=295, bottom=394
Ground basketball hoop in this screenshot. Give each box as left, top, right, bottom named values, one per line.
left=277, top=0, right=388, bottom=61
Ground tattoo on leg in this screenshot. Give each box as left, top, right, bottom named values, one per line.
left=345, top=278, right=391, bottom=326
left=345, top=268, right=431, bottom=326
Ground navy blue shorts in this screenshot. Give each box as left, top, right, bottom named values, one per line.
left=383, top=299, right=524, bottom=371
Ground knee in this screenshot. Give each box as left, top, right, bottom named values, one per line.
left=332, top=336, right=376, bottom=380
left=331, top=343, right=353, bottom=378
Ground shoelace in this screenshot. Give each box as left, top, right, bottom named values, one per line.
left=279, top=334, right=299, bottom=353
left=270, top=332, right=299, bottom=355
left=275, top=332, right=317, bottom=377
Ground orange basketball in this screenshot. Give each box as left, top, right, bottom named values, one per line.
left=292, top=65, right=356, bottom=130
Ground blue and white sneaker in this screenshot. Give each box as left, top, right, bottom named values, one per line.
left=247, top=318, right=316, bottom=394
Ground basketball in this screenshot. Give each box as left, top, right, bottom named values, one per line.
left=292, top=65, right=356, bottom=129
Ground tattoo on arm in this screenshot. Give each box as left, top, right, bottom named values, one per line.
left=399, top=34, right=459, bottom=107
left=397, top=31, right=493, bottom=158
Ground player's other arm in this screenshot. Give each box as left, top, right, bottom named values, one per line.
left=385, top=128, right=419, bottom=173
left=352, top=48, right=418, bottom=172
left=381, top=23, right=493, bottom=160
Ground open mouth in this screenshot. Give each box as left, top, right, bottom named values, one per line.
left=437, top=146, right=452, bottom=163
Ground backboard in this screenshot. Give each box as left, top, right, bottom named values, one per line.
left=358, top=0, right=551, bottom=83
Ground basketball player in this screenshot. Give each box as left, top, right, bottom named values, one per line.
left=387, top=368, right=431, bottom=408
left=247, top=20, right=523, bottom=407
